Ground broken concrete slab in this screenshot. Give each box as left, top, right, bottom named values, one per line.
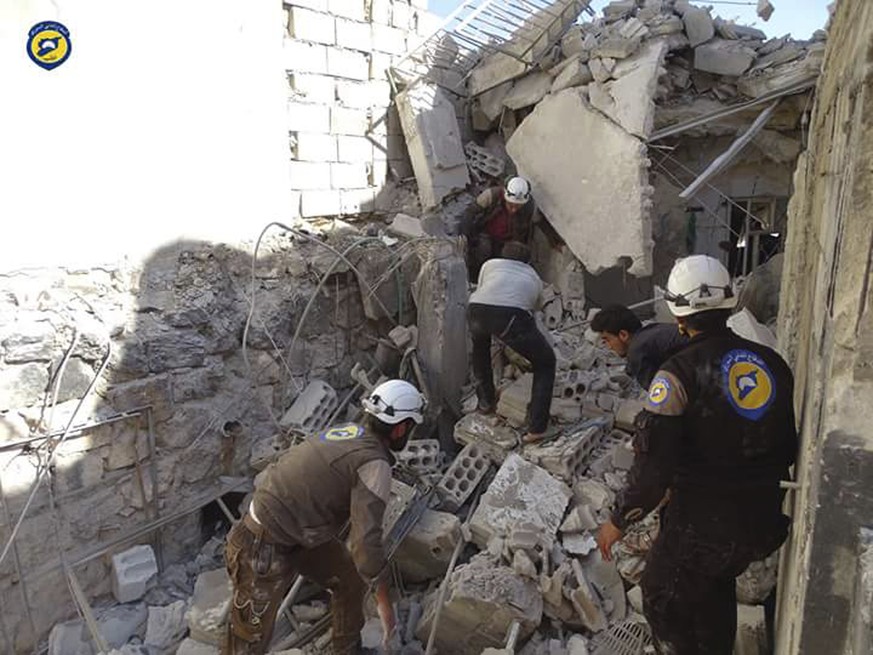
left=738, top=46, right=825, bottom=98
left=416, top=553, right=543, bottom=654
left=507, top=88, right=654, bottom=276
left=503, top=72, right=554, bottom=110
left=683, top=6, right=714, bottom=47
left=453, top=412, right=519, bottom=462
left=551, top=59, right=594, bottom=93
left=396, top=83, right=470, bottom=209
left=588, top=40, right=667, bottom=138
left=588, top=57, right=614, bottom=83
left=383, top=479, right=417, bottom=535
left=582, top=551, right=627, bottom=622
left=735, top=604, right=767, bottom=655
left=279, top=379, right=338, bottom=433
left=476, top=82, right=513, bottom=123
left=694, top=39, right=756, bottom=76
left=469, top=52, right=529, bottom=98
left=388, top=213, right=426, bottom=239
left=522, top=420, right=608, bottom=483
left=593, top=35, right=641, bottom=60
left=394, top=509, right=461, bottom=582
left=470, top=453, right=571, bottom=549
left=187, top=568, right=232, bottom=646
left=145, top=600, right=188, bottom=655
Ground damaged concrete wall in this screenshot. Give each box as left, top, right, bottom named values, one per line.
left=0, top=232, right=382, bottom=650
left=284, top=0, right=439, bottom=216
left=773, top=1, right=873, bottom=653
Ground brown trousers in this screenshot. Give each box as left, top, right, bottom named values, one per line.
left=222, top=515, right=366, bottom=655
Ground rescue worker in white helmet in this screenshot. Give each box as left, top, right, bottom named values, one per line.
left=463, top=175, right=538, bottom=280
left=596, top=255, right=797, bottom=654
left=222, top=380, right=425, bottom=655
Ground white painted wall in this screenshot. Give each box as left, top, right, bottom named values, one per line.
left=0, top=0, right=289, bottom=271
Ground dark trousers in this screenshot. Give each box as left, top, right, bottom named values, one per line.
left=222, top=515, right=365, bottom=655
left=641, top=514, right=763, bottom=655
left=468, top=303, right=556, bottom=433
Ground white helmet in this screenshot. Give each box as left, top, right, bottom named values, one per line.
left=504, top=176, right=531, bottom=205
left=665, top=255, right=737, bottom=317
left=362, top=379, right=425, bottom=425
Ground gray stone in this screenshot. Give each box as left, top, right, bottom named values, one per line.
left=683, top=7, right=714, bottom=47
left=48, top=621, right=88, bottom=655
left=593, top=36, right=641, bottom=60
left=396, top=83, right=470, bottom=209
left=737, top=46, right=824, bottom=98
left=186, top=568, right=232, bottom=645
left=453, top=412, right=518, bottom=463
left=551, top=59, right=593, bottom=93
left=627, top=585, right=644, bottom=613
left=507, top=89, right=653, bottom=276
left=395, top=509, right=461, bottom=582
left=648, top=15, right=684, bottom=36
left=470, top=453, right=571, bottom=548
left=750, top=44, right=806, bottom=72
left=2, top=319, right=56, bottom=362
left=147, top=329, right=209, bottom=372
left=503, top=72, right=553, bottom=110
left=98, top=603, right=149, bottom=649
left=756, top=0, right=774, bottom=21
left=175, top=639, right=219, bottom=655
left=145, top=600, right=188, bottom=654
left=0, top=362, right=49, bottom=410
left=112, top=544, right=158, bottom=603
left=415, top=553, right=543, bottom=654
left=694, top=39, right=756, bottom=76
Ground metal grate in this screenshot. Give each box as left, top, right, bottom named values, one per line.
left=591, top=620, right=654, bottom=655
left=389, top=0, right=594, bottom=96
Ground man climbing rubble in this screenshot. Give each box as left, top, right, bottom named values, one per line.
left=463, top=176, right=537, bottom=279
left=468, top=240, right=556, bottom=444
left=595, top=255, right=797, bottom=655
left=590, top=304, right=688, bottom=389
left=222, top=379, right=426, bottom=655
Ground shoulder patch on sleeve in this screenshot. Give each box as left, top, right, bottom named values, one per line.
left=646, top=370, right=688, bottom=416
left=319, top=423, right=363, bottom=442
left=357, top=460, right=391, bottom=504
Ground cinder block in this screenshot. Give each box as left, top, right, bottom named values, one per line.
left=382, top=479, right=417, bottom=534
left=111, top=544, right=158, bottom=603
left=284, top=0, right=328, bottom=12
left=371, top=24, right=407, bottom=55
left=391, top=1, right=411, bottom=30
left=331, top=106, right=369, bottom=135
left=335, top=18, right=372, bottom=52
left=288, top=7, right=336, bottom=45
left=289, top=160, right=332, bottom=190
left=327, top=47, right=370, bottom=81
left=279, top=380, right=338, bottom=431
left=301, top=190, right=343, bottom=217
left=283, top=39, right=328, bottom=74
left=289, top=73, right=336, bottom=104
left=370, top=158, right=389, bottom=185
left=331, top=162, right=369, bottom=189
left=464, top=142, right=505, bottom=178
left=337, top=135, right=374, bottom=162
left=288, top=102, right=331, bottom=132
left=436, top=442, right=491, bottom=512
left=370, top=52, right=393, bottom=80
left=329, top=0, right=366, bottom=21
left=340, top=188, right=377, bottom=214
left=394, top=509, right=460, bottom=582
left=369, top=0, right=392, bottom=24
left=294, top=132, right=338, bottom=161
left=396, top=438, right=442, bottom=473
left=522, top=419, right=610, bottom=483
left=335, top=80, right=373, bottom=109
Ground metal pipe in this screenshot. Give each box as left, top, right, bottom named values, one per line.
left=145, top=407, right=164, bottom=570
left=0, top=474, right=38, bottom=648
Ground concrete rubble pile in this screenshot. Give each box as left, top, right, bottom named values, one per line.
left=463, top=0, right=825, bottom=279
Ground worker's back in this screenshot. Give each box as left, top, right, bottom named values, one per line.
left=653, top=326, right=797, bottom=550
left=469, top=258, right=542, bottom=311
left=252, top=423, right=390, bottom=548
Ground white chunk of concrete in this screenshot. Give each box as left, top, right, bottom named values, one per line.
left=396, top=83, right=470, bottom=209
left=506, top=89, right=654, bottom=276
left=470, top=453, right=571, bottom=548
left=395, top=509, right=461, bottom=582
left=683, top=6, right=715, bottom=47
left=186, top=568, right=232, bottom=646
left=735, top=604, right=767, bottom=655
left=145, top=600, right=188, bottom=654
left=111, top=544, right=158, bottom=603
left=176, top=639, right=220, bottom=655
left=694, top=39, right=756, bottom=76
left=588, top=39, right=667, bottom=138
left=503, top=72, right=553, bottom=110
left=552, top=59, right=594, bottom=93
left=388, top=213, right=426, bottom=239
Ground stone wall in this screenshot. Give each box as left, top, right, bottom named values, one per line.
left=283, top=0, right=438, bottom=217
left=0, top=232, right=387, bottom=650
left=773, top=0, right=873, bottom=652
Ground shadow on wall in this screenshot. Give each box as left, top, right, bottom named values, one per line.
left=0, top=228, right=413, bottom=650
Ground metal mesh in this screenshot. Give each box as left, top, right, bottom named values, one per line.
left=591, top=620, right=653, bottom=655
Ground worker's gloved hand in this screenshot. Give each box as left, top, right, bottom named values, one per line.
left=375, top=580, right=397, bottom=651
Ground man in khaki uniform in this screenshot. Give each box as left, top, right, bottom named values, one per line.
left=222, top=379, right=425, bottom=655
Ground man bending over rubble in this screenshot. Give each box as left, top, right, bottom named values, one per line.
left=222, top=379, right=425, bottom=655
left=596, top=255, right=797, bottom=655
left=590, top=304, right=688, bottom=389
left=468, top=240, right=556, bottom=444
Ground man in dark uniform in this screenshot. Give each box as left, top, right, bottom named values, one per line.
left=590, top=304, right=689, bottom=389
left=596, top=255, right=797, bottom=655
left=222, top=379, right=425, bottom=655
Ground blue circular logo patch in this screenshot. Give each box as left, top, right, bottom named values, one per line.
left=648, top=376, right=672, bottom=406
left=721, top=349, right=775, bottom=421
left=27, top=21, right=72, bottom=71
